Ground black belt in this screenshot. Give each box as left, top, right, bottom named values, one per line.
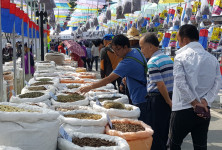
left=146, top=92, right=172, bottom=97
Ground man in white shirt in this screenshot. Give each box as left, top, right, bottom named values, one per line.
left=169, top=24, right=222, bottom=150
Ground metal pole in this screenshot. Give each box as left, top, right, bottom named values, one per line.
left=40, top=4, right=44, bottom=61
left=21, top=0, right=25, bottom=87
left=34, top=1, right=38, bottom=61
left=0, top=0, right=4, bottom=102
left=12, top=0, right=17, bottom=95
left=31, top=1, right=34, bottom=57
left=27, top=0, right=31, bottom=80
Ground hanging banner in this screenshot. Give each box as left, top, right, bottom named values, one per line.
left=199, top=29, right=208, bottom=49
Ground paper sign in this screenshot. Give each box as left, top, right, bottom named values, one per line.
left=107, top=114, right=113, bottom=129
left=50, top=92, right=57, bottom=101
left=25, top=81, right=30, bottom=87
left=12, top=90, right=16, bottom=96
left=59, top=127, right=72, bottom=142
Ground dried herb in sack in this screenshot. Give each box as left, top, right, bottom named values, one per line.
left=73, top=137, right=116, bottom=147
left=112, top=122, right=145, bottom=132
left=103, top=102, right=133, bottom=110
left=28, top=86, right=47, bottom=91
left=57, top=93, right=85, bottom=103
left=67, top=85, right=80, bottom=89
left=37, top=78, right=52, bottom=82
left=0, top=105, right=36, bottom=112
left=19, top=92, right=44, bottom=98
left=31, top=81, right=53, bottom=86
left=64, top=113, right=102, bottom=120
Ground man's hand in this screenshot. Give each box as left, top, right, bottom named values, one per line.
left=119, top=84, right=124, bottom=92
left=191, top=99, right=209, bottom=118
left=122, top=77, right=126, bottom=86
left=166, top=99, right=172, bottom=108
left=78, top=85, right=92, bottom=95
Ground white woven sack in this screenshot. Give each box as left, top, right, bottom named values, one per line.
left=34, top=72, right=60, bottom=78
left=60, top=110, right=107, bottom=126
left=88, top=89, right=118, bottom=96
left=28, top=77, right=60, bottom=87
left=51, top=105, right=92, bottom=113
left=0, top=146, right=22, bottom=150
left=92, top=101, right=140, bottom=119
left=58, top=132, right=130, bottom=150
left=10, top=92, right=50, bottom=104
left=89, top=94, right=129, bottom=106
left=62, top=124, right=105, bottom=134
left=0, top=102, right=60, bottom=150
left=51, top=93, right=89, bottom=106
left=21, top=85, right=56, bottom=94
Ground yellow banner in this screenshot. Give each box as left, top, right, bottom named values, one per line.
left=159, top=0, right=184, bottom=3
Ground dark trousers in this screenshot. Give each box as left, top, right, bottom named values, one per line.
left=111, top=77, right=122, bottom=92
left=169, top=108, right=210, bottom=150
left=136, top=101, right=150, bottom=125
left=91, top=56, right=99, bottom=71
left=86, top=58, right=91, bottom=71
left=147, top=93, right=172, bottom=150
left=82, top=57, right=87, bottom=68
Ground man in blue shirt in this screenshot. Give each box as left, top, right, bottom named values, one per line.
left=79, top=34, right=148, bottom=123
left=140, top=33, right=174, bottom=150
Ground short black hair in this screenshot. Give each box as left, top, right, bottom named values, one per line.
left=112, top=34, right=130, bottom=48
left=179, top=24, right=199, bottom=41
left=142, top=33, right=159, bottom=47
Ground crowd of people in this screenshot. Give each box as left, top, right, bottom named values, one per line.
left=78, top=24, right=222, bottom=150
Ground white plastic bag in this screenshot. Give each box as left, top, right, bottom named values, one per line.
left=116, top=2, right=125, bottom=19
left=174, top=16, right=180, bottom=26
left=131, top=0, right=141, bottom=13
left=201, top=0, right=210, bottom=15
left=186, top=2, right=192, bottom=17
left=88, top=89, right=119, bottom=97
left=168, top=18, right=173, bottom=27
left=58, top=132, right=130, bottom=150
left=106, top=6, right=111, bottom=20
left=51, top=105, right=92, bottom=113
left=0, top=102, right=60, bottom=150
left=183, top=14, right=189, bottom=24
left=195, top=10, right=201, bottom=23
left=163, top=18, right=168, bottom=29
left=123, top=0, right=131, bottom=14
left=152, top=13, right=160, bottom=23
left=92, top=101, right=140, bottom=120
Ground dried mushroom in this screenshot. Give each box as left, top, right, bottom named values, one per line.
left=64, top=113, right=102, bottom=120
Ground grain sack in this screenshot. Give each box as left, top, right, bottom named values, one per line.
left=92, top=101, right=140, bottom=120
left=58, top=132, right=130, bottom=150
left=106, top=119, right=153, bottom=150
left=0, top=146, right=23, bottom=150
left=45, top=53, right=65, bottom=65
left=0, top=102, right=60, bottom=150
left=51, top=93, right=89, bottom=106
left=60, top=110, right=107, bottom=134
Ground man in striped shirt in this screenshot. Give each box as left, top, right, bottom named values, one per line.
left=140, top=33, right=174, bottom=150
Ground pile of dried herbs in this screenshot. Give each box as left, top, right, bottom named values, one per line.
left=72, top=137, right=116, bottom=147
left=64, top=113, right=102, bottom=120
left=112, top=122, right=145, bottom=132
left=103, top=102, right=133, bottom=111
left=57, top=93, right=85, bottom=103
left=28, top=86, right=47, bottom=91
left=31, top=81, right=53, bottom=86
left=19, top=92, right=44, bottom=98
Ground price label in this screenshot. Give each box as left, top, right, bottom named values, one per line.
left=25, top=81, right=30, bottom=87
left=50, top=92, right=57, bottom=101
left=107, top=114, right=113, bottom=129
left=12, top=90, right=16, bottom=96
left=59, top=127, right=72, bottom=142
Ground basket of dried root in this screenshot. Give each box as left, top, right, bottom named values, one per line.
left=106, top=119, right=153, bottom=150
left=58, top=132, right=130, bottom=150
